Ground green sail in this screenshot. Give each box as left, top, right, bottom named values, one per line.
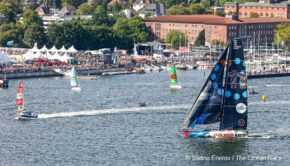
left=170, top=64, right=178, bottom=84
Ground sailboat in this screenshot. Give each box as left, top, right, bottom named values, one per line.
left=181, top=38, right=248, bottom=138
left=70, top=66, right=81, bottom=91
left=170, top=64, right=182, bottom=89
left=15, top=81, right=38, bottom=120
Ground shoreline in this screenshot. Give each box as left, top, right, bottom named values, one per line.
left=2, top=70, right=290, bottom=79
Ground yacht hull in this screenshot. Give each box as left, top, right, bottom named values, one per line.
left=183, top=130, right=248, bottom=138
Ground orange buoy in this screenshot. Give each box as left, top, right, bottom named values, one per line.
left=262, top=95, right=266, bottom=101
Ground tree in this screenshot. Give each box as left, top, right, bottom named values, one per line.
left=166, top=5, right=189, bottom=16
left=145, top=12, right=151, bottom=18
left=194, top=29, right=205, bottom=46
left=127, top=16, right=149, bottom=44
left=24, top=23, right=46, bottom=48
left=275, top=23, right=290, bottom=51
left=211, top=39, right=225, bottom=46
left=107, top=2, right=124, bottom=14
left=166, top=30, right=186, bottom=49
left=215, top=10, right=225, bottom=17
left=0, top=22, right=26, bottom=47
left=43, top=0, right=62, bottom=8
left=154, top=0, right=184, bottom=7
left=22, top=9, right=43, bottom=30
left=46, top=23, right=64, bottom=48
left=86, top=25, right=116, bottom=50
left=0, top=2, right=16, bottom=23
left=93, top=6, right=109, bottom=25
left=188, top=4, right=206, bottom=14
left=250, top=12, right=259, bottom=18
left=78, top=3, right=95, bottom=15
left=61, top=0, right=86, bottom=8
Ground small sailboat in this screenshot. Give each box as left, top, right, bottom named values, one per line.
left=15, top=81, right=38, bottom=120
left=181, top=38, right=248, bottom=138
left=70, top=66, right=81, bottom=91
left=170, top=64, right=182, bottom=89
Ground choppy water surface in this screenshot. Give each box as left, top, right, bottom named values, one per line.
left=0, top=71, right=289, bottom=166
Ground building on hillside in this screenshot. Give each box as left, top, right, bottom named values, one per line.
left=20, top=14, right=93, bottom=29
left=22, top=0, right=43, bottom=5
left=35, top=3, right=50, bottom=16
left=139, top=3, right=167, bottom=18
left=145, top=14, right=290, bottom=47
left=225, top=0, right=290, bottom=19
left=108, top=0, right=129, bottom=7
left=212, top=7, right=225, bottom=15
left=60, top=5, right=77, bottom=15
left=133, top=0, right=153, bottom=11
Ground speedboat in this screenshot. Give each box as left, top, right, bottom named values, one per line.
left=249, top=90, right=258, bottom=95
left=139, top=102, right=146, bottom=107
left=15, top=110, right=38, bottom=120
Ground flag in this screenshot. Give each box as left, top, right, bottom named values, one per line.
left=7, top=41, right=13, bottom=46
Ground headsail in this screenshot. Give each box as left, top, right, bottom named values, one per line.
left=183, top=45, right=229, bottom=128
left=16, top=81, right=24, bottom=105
left=220, top=38, right=247, bottom=130
left=170, top=64, right=178, bottom=85
left=70, top=66, right=78, bottom=87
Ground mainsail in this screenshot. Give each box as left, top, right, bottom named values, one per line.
left=183, top=45, right=229, bottom=128
left=220, top=39, right=247, bottom=130
left=70, top=66, right=78, bottom=87
left=16, top=81, right=24, bottom=106
left=170, top=64, right=178, bottom=85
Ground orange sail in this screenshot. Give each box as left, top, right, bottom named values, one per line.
left=16, top=81, right=23, bottom=105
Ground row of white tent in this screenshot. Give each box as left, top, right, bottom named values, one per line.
left=30, top=44, right=78, bottom=53
left=22, top=43, right=78, bottom=62
left=23, top=51, right=72, bottom=62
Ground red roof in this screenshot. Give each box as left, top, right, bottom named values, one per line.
left=145, top=15, right=290, bottom=25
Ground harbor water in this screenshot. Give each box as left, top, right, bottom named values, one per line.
left=0, top=70, right=289, bottom=166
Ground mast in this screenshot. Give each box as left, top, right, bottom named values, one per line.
left=220, top=45, right=231, bottom=129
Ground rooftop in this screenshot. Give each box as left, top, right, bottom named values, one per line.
left=145, top=14, right=290, bottom=25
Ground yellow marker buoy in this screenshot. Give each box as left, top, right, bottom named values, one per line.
left=262, top=95, right=266, bottom=101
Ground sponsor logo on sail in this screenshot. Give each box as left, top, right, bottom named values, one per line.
left=236, top=103, right=247, bottom=114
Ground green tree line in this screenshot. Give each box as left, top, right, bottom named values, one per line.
left=0, top=8, right=149, bottom=50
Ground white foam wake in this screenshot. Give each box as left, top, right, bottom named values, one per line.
left=38, top=104, right=191, bottom=119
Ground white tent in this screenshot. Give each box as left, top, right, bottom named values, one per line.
left=0, top=52, right=15, bottom=64
left=40, top=45, right=48, bottom=52
left=60, top=52, right=72, bottom=62
left=59, top=46, right=68, bottom=53
left=49, top=45, right=58, bottom=53
left=51, top=52, right=62, bottom=60
left=31, top=43, right=38, bottom=53
left=68, top=45, right=78, bottom=53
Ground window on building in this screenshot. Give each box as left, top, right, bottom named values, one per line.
left=215, top=25, right=217, bottom=29
left=219, top=26, right=222, bottom=30
left=271, top=13, right=274, bottom=17
left=245, top=12, right=247, bottom=16
left=266, top=13, right=268, bottom=16
left=260, top=13, right=263, bottom=16
left=219, top=32, right=222, bottom=36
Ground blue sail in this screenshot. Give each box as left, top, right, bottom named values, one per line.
left=220, top=38, right=247, bottom=130
left=183, top=45, right=229, bottom=128
left=70, top=66, right=78, bottom=87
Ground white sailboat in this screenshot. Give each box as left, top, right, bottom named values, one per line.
left=70, top=66, right=81, bottom=91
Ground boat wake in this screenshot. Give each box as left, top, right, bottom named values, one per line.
left=38, top=104, right=191, bottom=119
left=249, top=128, right=290, bottom=139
